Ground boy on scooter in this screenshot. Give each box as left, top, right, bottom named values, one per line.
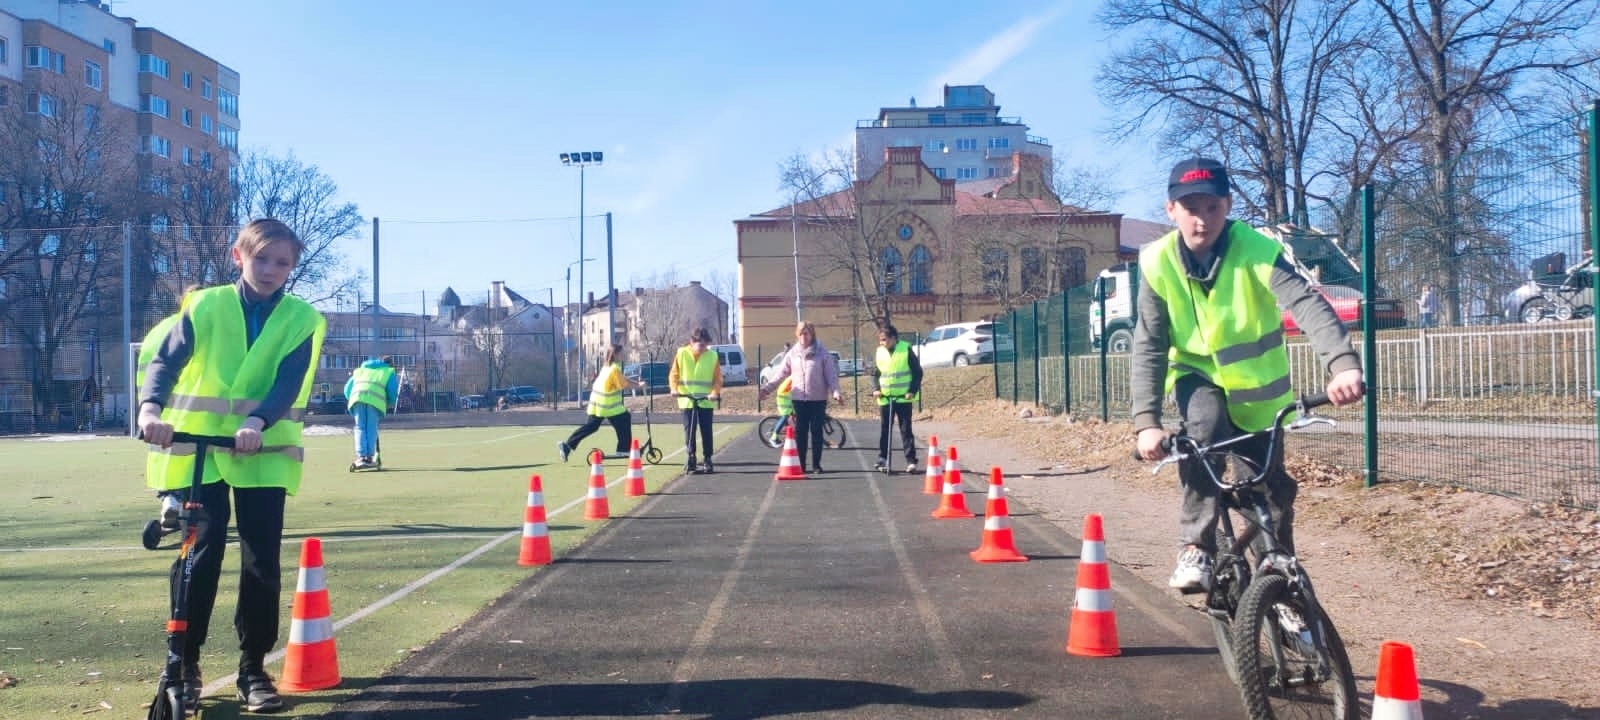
left=670, top=327, right=722, bottom=474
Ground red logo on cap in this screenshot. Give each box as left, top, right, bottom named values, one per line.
left=1180, top=169, right=1215, bottom=183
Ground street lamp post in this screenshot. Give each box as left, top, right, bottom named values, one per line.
left=560, top=150, right=603, bottom=376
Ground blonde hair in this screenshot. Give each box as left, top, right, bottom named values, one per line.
left=794, top=321, right=816, bottom=339
left=234, top=218, right=304, bottom=261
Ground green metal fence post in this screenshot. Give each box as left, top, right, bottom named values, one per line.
left=1361, top=184, right=1378, bottom=489
left=1060, top=291, right=1070, bottom=414
left=1010, top=308, right=1019, bottom=405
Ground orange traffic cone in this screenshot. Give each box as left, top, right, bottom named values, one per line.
left=1066, top=513, right=1120, bottom=657
left=1372, top=641, right=1424, bottom=719
left=518, top=474, right=552, bottom=566
left=623, top=439, right=647, bottom=497
left=773, top=425, right=807, bottom=481
left=584, top=450, right=610, bottom=520
left=971, top=467, right=1028, bottom=562
left=280, top=537, right=341, bottom=692
left=931, top=446, right=975, bottom=519
left=922, top=435, right=944, bottom=495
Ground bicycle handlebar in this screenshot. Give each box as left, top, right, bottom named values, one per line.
left=1135, top=394, right=1335, bottom=480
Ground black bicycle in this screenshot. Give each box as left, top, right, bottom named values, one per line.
left=1148, top=394, right=1358, bottom=720
left=757, top=413, right=847, bottom=449
left=139, top=431, right=235, bottom=719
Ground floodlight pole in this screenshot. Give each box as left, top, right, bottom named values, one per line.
left=561, top=151, right=603, bottom=377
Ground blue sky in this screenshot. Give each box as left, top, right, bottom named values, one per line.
left=116, top=0, right=1168, bottom=312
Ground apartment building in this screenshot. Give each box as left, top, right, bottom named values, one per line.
left=854, top=84, right=1053, bottom=183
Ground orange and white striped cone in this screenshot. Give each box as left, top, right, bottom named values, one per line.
left=1372, top=641, right=1425, bottom=719
left=971, top=467, right=1028, bottom=563
left=773, top=425, right=807, bottom=481
left=623, top=439, right=647, bottom=497
left=280, top=537, right=341, bottom=692
left=1065, top=513, right=1120, bottom=656
left=583, top=450, right=611, bottom=520
left=931, top=446, right=975, bottom=519
left=518, top=474, right=552, bottom=566
left=922, top=436, right=944, bottom=495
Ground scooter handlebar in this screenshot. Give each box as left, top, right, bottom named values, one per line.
left=167, top=432, right=237, bottom=449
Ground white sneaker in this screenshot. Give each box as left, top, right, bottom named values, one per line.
left=159, top=494, right=181, bottom=530
left=905, top=462, right=918, bottom=473
left=1167, top=546, right=1212, bottom=592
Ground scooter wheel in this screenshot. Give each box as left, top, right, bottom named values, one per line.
left=645, top=447, right=664, bottom=464
left=147, top=684, right=181, bottom=719
left=140, top=519, right=164, bottom=550
left=347, top=464, right=357, bottom=473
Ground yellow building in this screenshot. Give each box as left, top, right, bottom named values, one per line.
left=736, top=148, right=1124, bottom=359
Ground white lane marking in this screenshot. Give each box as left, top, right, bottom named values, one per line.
left=866, top=457, right=965, bottom=681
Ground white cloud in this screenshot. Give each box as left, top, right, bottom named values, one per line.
left=923, top=4, right=1069, bottom=101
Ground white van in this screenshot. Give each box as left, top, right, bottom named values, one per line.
left=711, top=344, right=748, bottom=385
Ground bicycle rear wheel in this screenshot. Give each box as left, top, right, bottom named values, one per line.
left=1232, top=573, right=1358, bottom=720
left=823, top=416, right=847, bottom=449
left=756, top=416, right=782, bottom=448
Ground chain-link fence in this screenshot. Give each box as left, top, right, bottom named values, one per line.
left=996, top=106, right=1600, bottom=509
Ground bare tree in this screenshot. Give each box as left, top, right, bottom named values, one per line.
left=703, top=268, right=739, bottom=342
left=1097, top=0, right=1367, bottom=225
left=233, top=150, right=365, bottom=304
left=630, top=273, right=696, bottom=364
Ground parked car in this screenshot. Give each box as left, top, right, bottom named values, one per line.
left=710, top=344, right=748, bottom=385
left=837, top=357, right=868, bottom=376
left=505, top=385, right=545, bottom=404
left=1282, top=284, right=1407, bottom=335
left=459, top=394, right=487, bottom=410
left=624, top=362, right=672, bottom=396
left=918, top=321, right=1013, bottom=367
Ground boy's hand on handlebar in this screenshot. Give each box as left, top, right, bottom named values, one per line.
left=233, top=417, right=265, bottom=454
left=138, top=408, right=173, bottom=448
left=1325, top=369, right=1365, bottom=406
left=1135, top=427, right=1168, bottom=462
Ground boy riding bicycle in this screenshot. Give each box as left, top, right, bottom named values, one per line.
left=1131, top=158, right=1364, bottom=593
left=768, top=377, right=795, bottom=446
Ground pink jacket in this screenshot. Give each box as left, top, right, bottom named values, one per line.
left=761, top=342, right=839, bottom=401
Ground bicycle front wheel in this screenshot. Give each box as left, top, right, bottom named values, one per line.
left=823, top=416, right=847, bottom=449
left=756, top=416, right=782, bottom=448
left=1232, top=574, right=1358, bottom=720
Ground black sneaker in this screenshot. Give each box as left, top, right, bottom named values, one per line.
left=873, top=459, right=887, bottom=472
left=181, top=662, right=202, bottom=714
left=557, top=441, right=571, bottom=463
left=702, top=460, right=715, bottom=474
left=236, top=667, right=284, bottom=713
left=684, top=458, right=698, bottom=474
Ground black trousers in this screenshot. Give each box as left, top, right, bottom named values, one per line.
left=877, top=401, right=916, bottom=463
left=681, top=406, right=714, bottom=460
left=565, top=412, right=633, bottom=454
left=172, top=479, right=286, bottom=664
left=791, top=400, right=828, bottom=469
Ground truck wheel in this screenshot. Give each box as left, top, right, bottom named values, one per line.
left=1108, top=328, right=1134, bottom=354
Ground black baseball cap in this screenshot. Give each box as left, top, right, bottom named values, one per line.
left=1167, top=158, right=1231, bottom=200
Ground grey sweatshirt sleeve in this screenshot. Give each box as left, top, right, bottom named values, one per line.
left=1129, top=278, right=1172, bottom=432
left=139, top=315, right=196, bottom=410
left=1270, top=259, right=1363, bottom=377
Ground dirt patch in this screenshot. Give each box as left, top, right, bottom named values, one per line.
left=910, top=368, right=1599, bottom=719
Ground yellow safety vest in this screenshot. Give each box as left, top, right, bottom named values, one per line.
left=145, top=285, right=326, bottom=494
left=674, top=346, right=717, bottom=409
left=347, top=364, right=394, bottom=413
left=1140, top=223, right=1294, bottom=431
left=775, top=377, right=794, bottom=415
left=135, top=314, right=180, bottom=390
left=587, top=363, right=626, bottom=417
left=875, top=340, right=915, bottom=405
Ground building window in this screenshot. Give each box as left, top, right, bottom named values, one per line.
left=987, top=167, right=999, bottom=178
left=102, top=38, right=115, bottom=55
left=1020, top=246, right=1046, bottom=295
left=84, top=60, right=102, bottom=89
left=988, top=136, right=1011, bottom=150
left=956, top=167, right=978, bottom=180
left=880, top=246, right=903, bottom=295
left=931, top=167, right=946, bottom=179
left=1054, top=246, right=1087, bottom=290
left=82, top=103, right=99, bottom=130
left=982, top=248, right=1009, bottom=295
left=218, top=126, right=238, bottom=151
left=25, top=45, right=65, bottom=73
left=955, top=137, right=978, bottom=152
left=200, top=78, right=211, bottom=100
left=909, top=245, right=932, bottom=295
left=181, top=146, right=192, bottom=165
left=217, top=89, right=237, bottom=119
left=1, top=37, right=9, bottom=65
left=960, top=112, right=986, bottom=125
left=181, top=108, right=192, bottom=127
left=143, top=135, right=171, bottom=158
left=141, top=94, right=169, bottom=118
left=26, top=92, right=57, bottom=117
left=40, top=234, right=61, bottom=256
left=922, top=139, right=945, bottom=155
left=182, top=71, right=191, bottom=89
left=0, top=85, right=10, bottom=108
left=200, top=114, right=212, bottom=134
left=138, top=53, right=170, bottom=78
left=927, top=113, right=946, bottom=125
left=200, top=151, right=212, bottom=170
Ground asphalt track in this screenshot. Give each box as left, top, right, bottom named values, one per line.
left=325, top=420, right=1243, bottom=719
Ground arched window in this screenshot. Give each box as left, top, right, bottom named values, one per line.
left=982, top=248, right=1008, bottom=295
left=909, top=245, right=932, bottom=295
left=881, top=246, right=903, bottom=294
left=1054, top=246, right=1087, bottom=290
left=1020, top=246, right=1045, bottom=295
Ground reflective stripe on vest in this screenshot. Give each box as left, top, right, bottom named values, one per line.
left=1139, top=223, right=1294, bottom=431
left=145, top=285, right=325, bottom=493
left=347, top=365, right=393, bottom=412
left=675, top=346, right=717, bottom=409
left=875, top=340, right=913, bottom=405
left=587, top=363, right=625, bottom=417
